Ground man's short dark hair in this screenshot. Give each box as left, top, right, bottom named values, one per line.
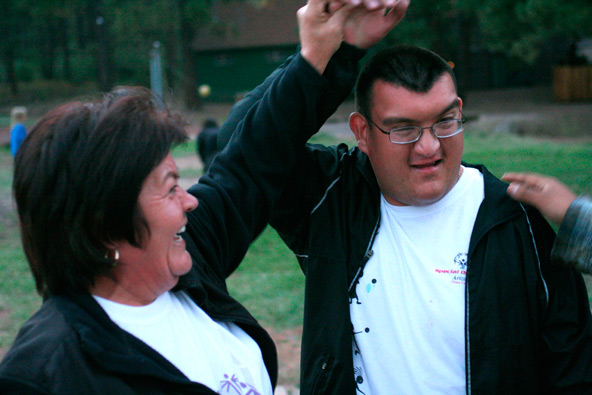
left=355, top=45, right=458, bottom=118
left=13, top=87, right=188, bottom=296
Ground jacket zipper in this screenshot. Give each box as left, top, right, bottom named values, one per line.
left=311, top=356, right=333, bottom=394
left=348, top=216, right=380, bottom=296
left=465, top=257, right=472, bottom=395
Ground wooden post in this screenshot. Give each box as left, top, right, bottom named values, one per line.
left=553, top=66, right=592, bottom=102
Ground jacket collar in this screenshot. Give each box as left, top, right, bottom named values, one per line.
left=353, top=154, right=523, bottom=250
left=354, top=147, right=381, bottom=195
left=465, top=162, right=525, bottom=255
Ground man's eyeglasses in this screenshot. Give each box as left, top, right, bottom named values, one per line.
left=367, top=113, right=465, bottom=144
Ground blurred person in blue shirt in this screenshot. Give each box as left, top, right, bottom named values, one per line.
left=10, top=106, right=27, bottom=157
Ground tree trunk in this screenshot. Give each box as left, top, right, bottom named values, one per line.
left=4, top=47, right=18, bottom=95
left=61, top=18, right=72, bottom=81
left=455, top=11, right=473, bottom=100
left=40, top=18, right=57, bottom=79
left=177, top=0, right=201, bottom=109
left=91, top=0, right=114, bottom=92
left=164, top=1, right=179, bottom=95
left=428, top=12, right=445, bottom=58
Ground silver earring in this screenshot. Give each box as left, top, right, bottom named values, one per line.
left=114, top=249, right=119, bottom=261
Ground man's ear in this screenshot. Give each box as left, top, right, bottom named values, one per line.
left=349, top=112, right=370, bottom=154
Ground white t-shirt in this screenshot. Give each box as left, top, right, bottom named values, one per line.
left=93, top=291, right=272, bottom=395
left=350, top=166, right=484, bottom=394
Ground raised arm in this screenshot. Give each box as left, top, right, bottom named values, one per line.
left=217, top=0, right=410, bottom=149
left=185, top=0, right=368, bottom=276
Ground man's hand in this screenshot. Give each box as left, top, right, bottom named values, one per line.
left=502, top=172, right=577, bottom=225
left=298, top=0, right=409, bottom=74
left=298, top=0, right=355, bottom=75
left=343, top=0, right=410, bottom=49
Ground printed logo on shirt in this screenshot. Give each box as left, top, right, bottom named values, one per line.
left=434, top=252, right=467, bottom=284
left=218, top=374, right=262, bottom=395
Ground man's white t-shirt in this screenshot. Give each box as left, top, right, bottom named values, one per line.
left=93, top=291, right=272, bottom=395
left=350, top=166, right=484, bottom=394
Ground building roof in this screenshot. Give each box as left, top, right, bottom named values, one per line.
left=192, top=0, right=301, bottom=52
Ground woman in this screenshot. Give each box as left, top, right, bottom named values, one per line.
left=0, top=0, right=398, bottom=392
left=4, top=87, right=275, bottom=394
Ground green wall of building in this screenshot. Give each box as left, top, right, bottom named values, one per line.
left=195, top=45, right=298, bottom=102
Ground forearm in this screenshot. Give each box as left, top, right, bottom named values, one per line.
left=226, top=51, right=353, bottom=201
left=218, top=43, right=364, bottom=150
left=189, top=50, right=359, bottom=275
left=552, top=196, right=592, bottom=273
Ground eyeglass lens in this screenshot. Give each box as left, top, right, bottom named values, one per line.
left=389, top=119, right=463, bottom=143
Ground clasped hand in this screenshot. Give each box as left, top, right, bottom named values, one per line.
left=298, top=0, right=410, bottom=74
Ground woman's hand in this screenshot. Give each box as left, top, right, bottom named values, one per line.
left=343, top=0, right=410, bottom=49
left=502, top=172, right=577, bottom=225
left=298, top=0, right=410, bottom=74
left=298, top=0, right=355, bottom=74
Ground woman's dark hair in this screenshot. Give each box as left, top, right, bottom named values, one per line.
left=355, top=45, right=458, bottom=119
left=13, top=87, right=188, bottom=296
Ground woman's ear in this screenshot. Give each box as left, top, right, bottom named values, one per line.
left=349, top=112, right=370, bottom=154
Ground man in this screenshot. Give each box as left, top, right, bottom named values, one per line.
left=222, top=4, right=592, bottom=395
left=196, top=118, right=220, bottom=172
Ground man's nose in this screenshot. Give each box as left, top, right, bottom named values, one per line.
left=413, top=127, right=440, bottom=155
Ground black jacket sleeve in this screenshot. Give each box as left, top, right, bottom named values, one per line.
left=184, top=46, right=363, bottom=280
left=217, top=42, right=365, bottom=149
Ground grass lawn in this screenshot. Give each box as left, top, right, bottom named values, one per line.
left=0, top=147, right=41, bottom=351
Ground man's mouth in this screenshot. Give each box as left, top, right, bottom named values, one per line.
left=412, top=159, right=441, bottom=169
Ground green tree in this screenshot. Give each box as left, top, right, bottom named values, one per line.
left=106, top=0, right=212, bottom=108
left=0, top=1, right=32, bottom=94
left=476, top=0, right=592, bottom=64
left=388, top=0, right=592, bottom=65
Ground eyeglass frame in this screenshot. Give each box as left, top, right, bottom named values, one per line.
left=366, top=111, right=466, bottom=145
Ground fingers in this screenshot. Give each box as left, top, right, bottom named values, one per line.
left=505, top=181, right=539, bottom=201
left=299, top=0, right=404, bottom=72
left=302, top=0, right=330, bottom=15
left=298, top=0, right=356, bottom=74
left=389, top=0, right=410, bottom=15
left=503, top=172, right=552, bottom=200
left=502, top=172, right=577, bottom=225
left=502, top=172, right=546, bottom=189
left=360, top=0, right=400, bottom=9
left=328, top=1, right=346, bottom=14
left=383, top=0, right=410, bottom=24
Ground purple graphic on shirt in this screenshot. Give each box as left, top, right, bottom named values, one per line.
left=218, top=374, right=262, bottom=395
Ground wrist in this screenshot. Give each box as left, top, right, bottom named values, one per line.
left=331, top=41, right=367, bottom=61
left=300, top=47, right=333, bottom=75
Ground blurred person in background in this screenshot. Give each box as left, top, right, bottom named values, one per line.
left=9, top=106, right=27, bottom=157
left=196, top=118, right=220, bottom=172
